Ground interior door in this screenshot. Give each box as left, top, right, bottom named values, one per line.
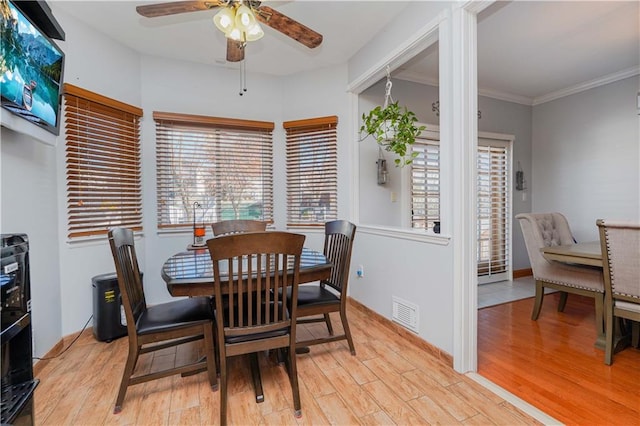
left=477, top=137, right=512, bottom=284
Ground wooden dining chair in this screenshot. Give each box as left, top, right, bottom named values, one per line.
left=597, top=219, right=640, bottom=365
left=108, top=228, right=217, bottom=414
left=211, top=219, right=267, bottom=236
left=516, top=213, right=604, bottom=333
left=289, top=220, right=357, bottom=355
left=206, top=231, right=305, bottom=425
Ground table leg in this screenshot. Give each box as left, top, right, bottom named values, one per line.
left=249, top=352, right=264, bottom=403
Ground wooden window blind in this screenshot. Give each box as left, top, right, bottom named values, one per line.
left=284, top=116, right=338, bottom=228
left=477, top=142, right=510, bottom=281
left=154, top=112, right=274, bottom=230
left=63, top=83, right=143, bottom=239
left=411, top=135, right=440, bottom=230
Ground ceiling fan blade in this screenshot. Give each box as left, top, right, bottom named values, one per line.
left=255, top=6, right=322, bottom=49
left=136, top=1, right=224, bottom=18
left=227, top=39, right=245, bottom=62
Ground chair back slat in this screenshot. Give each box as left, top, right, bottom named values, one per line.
left=108, top=228, right=146, bottom=337
left=207, top=231, right=304, bottom=338
left=322, top=220, right=356, bottom=295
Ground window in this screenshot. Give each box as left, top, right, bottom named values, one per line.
left=154, top=112, right=274, bottom=230
left=284, top=116, right=338, bottom=227
left=411, top=133, right=440, bottom=230
left=64, top=84, right=143, bottom=239
left=477, top=141, right=510, bottom=283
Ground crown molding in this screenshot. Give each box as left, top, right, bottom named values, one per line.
left=397, top=71, right=534, bottom=106
left=477, top=87, right=532, bottom=106
left=532, top=66, right=640, bottom=106
left=396, top=66, right=640, bottom=107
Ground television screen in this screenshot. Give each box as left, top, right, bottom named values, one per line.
left=0, top=0, right=64, bottom=135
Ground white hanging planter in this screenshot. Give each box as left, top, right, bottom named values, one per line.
left=359, top=67, right=425, bottom=167
left=380, top=119, right=397, bottom=141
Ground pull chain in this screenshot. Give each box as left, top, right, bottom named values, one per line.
left=239, top=59, right=247, bottom=96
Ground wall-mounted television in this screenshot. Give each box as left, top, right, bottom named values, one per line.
left=1, top=0, right=65, bottom=136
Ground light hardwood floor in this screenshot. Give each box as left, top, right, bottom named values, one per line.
left=479, top=292, right=640, bottom=426
left=34, top=300, right=541, bottom=425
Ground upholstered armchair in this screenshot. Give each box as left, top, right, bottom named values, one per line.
left=597, top=219, right=640, bottom=365
left=516, top=213, right=604, bottom=335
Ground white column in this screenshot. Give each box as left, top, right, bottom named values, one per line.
left=449, top=5, right=479, bottom=373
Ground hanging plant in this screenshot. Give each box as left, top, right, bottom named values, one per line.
left=360, top=68, right=426, bottom=167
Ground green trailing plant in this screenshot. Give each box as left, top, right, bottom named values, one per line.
left=360, top=101, right=426, bottom=166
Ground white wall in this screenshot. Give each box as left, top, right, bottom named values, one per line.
left=532, top=76, right=640, bottom=241
left=51, top=7, right=143, bottom=337
left=0, top=127, right=61, bottom=357
left=350, top=229, right=454, bottom=350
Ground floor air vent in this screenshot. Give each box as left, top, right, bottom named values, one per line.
left=392, top=296, right=419, bottom=333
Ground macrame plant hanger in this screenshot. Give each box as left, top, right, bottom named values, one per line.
left=376, top=66, right=393, bottom=185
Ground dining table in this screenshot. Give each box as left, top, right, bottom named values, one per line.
left=540, top=241, right=632, bottom=352
left=161, top=245, right=332, bottom=403
left=162, top=246, right=331, bottom=297
left=540, top=241, right=602, bottom=267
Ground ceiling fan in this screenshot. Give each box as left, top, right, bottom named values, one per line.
left=136, top=1, right=323, bottom=63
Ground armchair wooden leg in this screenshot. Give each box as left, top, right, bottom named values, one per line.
left=557, top=291, right=568, bottom=312
left=219, top=351, right=228, bottom=426
left=340, top=309, right=356, bottom=356
left=593, top=292, right=604, bottom=337
left=284, top=346, right=302, bottom=418
left=204, top=324, right=218, bottom=390
left=604, top=304, right=614, bottom=365
left=323, top=313, right=334, bottom=336
left=531, top=280, right=544, bottom=320
left=114, top=346, right=139, bottom=413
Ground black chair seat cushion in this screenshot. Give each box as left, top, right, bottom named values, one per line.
left=137, top=296, right=212, bottom=335
left=217, top=301, right=290, bottom=344
left=288, top=283, right=340, bottom=308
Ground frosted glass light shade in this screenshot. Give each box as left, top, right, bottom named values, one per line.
left=235, top=4, right=256, bottom=31
left=213, top=8, right=235, bottom=34
left=228, top=27, right=243, bottom=41
left=245, top=23, right=264, bottom=41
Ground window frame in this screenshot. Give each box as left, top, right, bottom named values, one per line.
left=63, top=83, right=143, bottom=241
left=153, top=111, right=275, bottom=233
left=284, top=115, right=338, bottom=228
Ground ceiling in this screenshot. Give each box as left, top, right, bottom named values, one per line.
left=51, top=1, right=639, bottom=105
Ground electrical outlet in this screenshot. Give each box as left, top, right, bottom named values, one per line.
left=356, top=264, right=364, bottom=278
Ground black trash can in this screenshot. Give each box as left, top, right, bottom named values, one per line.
left=92, top=273, right=127, bottom=342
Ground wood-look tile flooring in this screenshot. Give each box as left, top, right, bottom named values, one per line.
left=35, top=300, right=542, bottom=425
left=478, top=292, right=640, bottom=426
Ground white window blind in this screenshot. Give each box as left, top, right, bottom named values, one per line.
left=409, top=131, right=512, bottom=282
left=284, top=116, right=338, bottom=228
left=154, top=112, right=274, bottom=230
left=411, top=137, right=440, bottom=230
left=477, top=142, right=510, bottom=281
left=64, top=83, right=143, bottom=239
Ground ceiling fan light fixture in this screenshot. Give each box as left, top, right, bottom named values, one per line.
left=213, top=7, right=235, bottom=34
left=235, top=4, right=256, bottom=31
left=227, top=27, right=243, bottom=41
left=245, top=22, right=264, bottom=41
